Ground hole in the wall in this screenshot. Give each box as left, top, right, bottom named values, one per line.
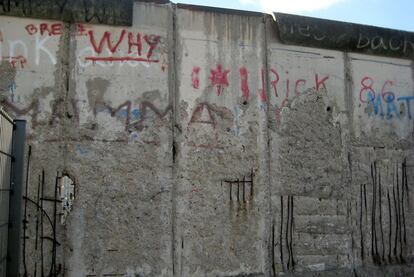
left=60, top=175, right=75, bottom=225
left=242, top=100, right=248, bottom=105
left=326, top=106, right=332, bottom=112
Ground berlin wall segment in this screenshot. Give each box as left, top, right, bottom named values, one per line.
left=0, top=1, right=413, bottom=276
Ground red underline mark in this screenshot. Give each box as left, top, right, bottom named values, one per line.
left=85, top=57, right=159, bottom=63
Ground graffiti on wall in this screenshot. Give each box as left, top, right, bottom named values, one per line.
left=358, top=76, right=414, bottom=120
left=222, top=169, right=255, bottom=206
left=276, top=13, right=414, bottom=59
left=81, top=29, right=161, bottom=65
left=0, top=22, right=165, bottom=68
left=0, top=29, right=28, bottom=70
left=186, top=102, right=234, bottom=149
left=0, top=25, right=58, bottom=66
left=0, top=0, right=133, bottom=26
left=191, top=65, right=329, bottom=101
left=189, top=64, right=330, bottom=126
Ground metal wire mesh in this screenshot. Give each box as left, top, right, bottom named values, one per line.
left=0, top=108, right=14, bottom=277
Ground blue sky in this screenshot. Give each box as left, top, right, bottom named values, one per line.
left=175, top=0, right=414, bottom=32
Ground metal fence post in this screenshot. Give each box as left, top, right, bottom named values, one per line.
left=7, top=120, right=26, bottom=277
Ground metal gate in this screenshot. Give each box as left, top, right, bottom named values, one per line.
left=0, top=108, right=26, bottom=277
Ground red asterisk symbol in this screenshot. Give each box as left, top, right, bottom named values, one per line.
left=210, top=64, right=230, bottom=95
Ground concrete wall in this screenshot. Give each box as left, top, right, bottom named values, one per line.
left=0, top=1, right=413, bottom=276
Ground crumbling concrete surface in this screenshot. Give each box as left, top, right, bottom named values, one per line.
left=0, top=0, right=413, bottom=276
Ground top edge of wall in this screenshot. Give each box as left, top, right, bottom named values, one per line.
left=274, top=12, right=414, bottom=59
left=1, top=0, right=413, bottom=60
left=0, top=0, right=134, bottom=26
left=135, top=0, right=171, bottom=5
left=175, top=3, right=264, bottom=17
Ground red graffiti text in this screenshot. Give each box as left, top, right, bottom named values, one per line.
left=85, top=30, right=161, bottom=63
left=192, top=66, right=200, bottom=89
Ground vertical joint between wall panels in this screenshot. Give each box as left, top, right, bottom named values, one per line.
left=411, top=61, right=414, bottom=138
left=344, top=53, right=352, bottom=115
left=263, top=15, right=275, bottom=277
left=169, top=3, right=178, bottom=276
left=343, top=51, right=355, bottom=270
left=59, top=22, right=72, bottom=275
left=59, top=22, right=72, bottom=170
left=344, top=52, right=354, bottom=138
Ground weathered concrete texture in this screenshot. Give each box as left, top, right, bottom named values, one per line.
left=0, top=1, right=413, bottom=276
left=266, top=13, right=352, bottom=274
left=274, top=89, right=343, bottom=198
left=348, top=147, right=414, bottom=267
left=64, top=141, right=173, bottom=276
left=63, top=2, right=174, bottom=276
left=174, top=7, right=268, bottom=276
left=270, top=89, right=350, bottom=273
